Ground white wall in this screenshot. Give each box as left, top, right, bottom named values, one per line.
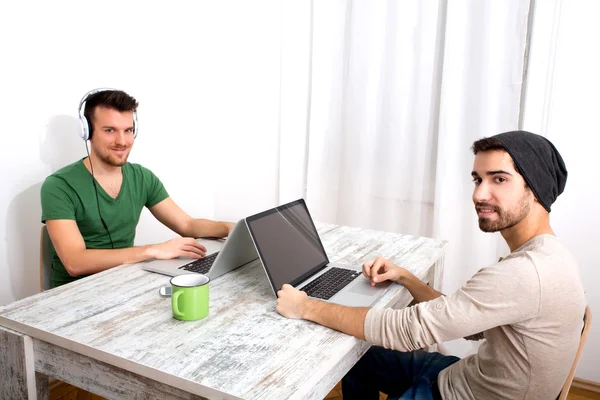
left=1, top=0, right=597, bottom=383
left=523, top=0, right=599, bottom=382
left=0, top=0, right=312, bottom=306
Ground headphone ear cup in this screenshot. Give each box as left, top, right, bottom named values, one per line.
left=79, top=115, right=90, bottom=141
left=133, top=111, right=139, bottom=139
left=87, top=118, right=93, bottom=140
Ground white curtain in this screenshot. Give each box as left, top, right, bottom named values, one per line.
left=302, top=0, right=531, bottom=353
left=434, top=0, right=530, bottom=293
left=306, top=1, right=444, bottom=237
left=522, top=0, right=599, bottom=381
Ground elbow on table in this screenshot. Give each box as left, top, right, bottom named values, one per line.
left=63, top=264, right=84, bottom=277
left=61, top=257, right=86, bottom=277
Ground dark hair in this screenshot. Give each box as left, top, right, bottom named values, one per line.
left=471, top=136, right=527, bottom=186
left=84, top=90, right=138, bottom=137
left=471, top=137, right=505, bottom=155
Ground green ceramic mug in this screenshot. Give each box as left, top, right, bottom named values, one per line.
left=170, top=274, right=210, bottom=321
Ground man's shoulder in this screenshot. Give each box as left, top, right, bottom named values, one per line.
left=47, top=159, right=86, bottom=180
left=123, top=163, right=165, bottom=190
left=479, top=254, right=538, bottom=280
left=42, top=159, right=86, bottom=189
left=124, top=163, right=168, bottom=206
left=508, top=234, right=573, bottom=263
left=124, top=162, right=156, bottom=177
left=472, top=245, right=542, bottom=285
left=497, top=235, right=578, bottom=286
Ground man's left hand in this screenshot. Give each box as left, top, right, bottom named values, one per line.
left=276, top=284, right=310, bottom=319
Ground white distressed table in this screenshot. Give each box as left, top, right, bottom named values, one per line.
left=0, top=223, right=447, bottom=400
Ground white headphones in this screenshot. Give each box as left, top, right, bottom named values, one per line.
left=78, top=88, right=139, bottom=141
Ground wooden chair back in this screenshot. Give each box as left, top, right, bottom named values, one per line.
left=40, top=225, right=53, bottom=291
left=558, top=305, right=592, bottom=400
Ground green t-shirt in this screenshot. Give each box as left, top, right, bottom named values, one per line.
left=40, top=159, right=169, bottom=288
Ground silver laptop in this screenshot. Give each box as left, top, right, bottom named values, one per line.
left=142, top=220, right=258, bottom=279
left=245, top=199, right=391, bottom=307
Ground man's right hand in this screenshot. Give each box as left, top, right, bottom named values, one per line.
left=362, top=256, right=409, bottom=286
left=148, top=237, right=207, bottom=260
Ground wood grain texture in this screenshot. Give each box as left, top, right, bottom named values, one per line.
left=0, top=326, right=49, bottom=400
left=48, top=378, right=105, bottom=400
left=573, top=379, right=600, bottom=394
left=568, top=387, right=600, bottom=400
left=36, top=372, right=50, bottom=400
left=0, top=223, right=447, bottom=400
left=34, top=339, right=206, bottom=400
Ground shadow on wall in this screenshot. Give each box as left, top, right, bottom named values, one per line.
left=5, top=115, right=83, bottom=302
left=6, top=183, right=44, bottom=301
left=40, top=115, right=85, bottom=172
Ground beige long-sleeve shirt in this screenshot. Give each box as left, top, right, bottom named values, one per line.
left=364, top=235, right=586, bottom=400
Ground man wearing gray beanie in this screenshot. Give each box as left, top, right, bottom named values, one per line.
left=276, top=130, right=585, bottom=400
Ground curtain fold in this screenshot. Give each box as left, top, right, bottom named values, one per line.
left=302, top=0, right=531, bottom=302
left=307, top=1, right=445, bottom=237
left=291, top=0, right=532, bottom=358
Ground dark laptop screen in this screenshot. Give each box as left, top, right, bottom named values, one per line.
left=246, top=199, right=329, bottom=292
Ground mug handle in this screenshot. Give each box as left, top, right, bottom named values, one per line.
left=172, top=290, right=184, bottom=318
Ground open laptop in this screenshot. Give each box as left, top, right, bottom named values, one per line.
left=245, top=199, right=392, bottom=307
left=142, top=220, right=258, bottom=279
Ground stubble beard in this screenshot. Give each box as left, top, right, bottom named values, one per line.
left=92, top=146, right=131, bottom=167
left=477, top=192, right=532, bottom=233
left=102, top=152, right=129, bottom=167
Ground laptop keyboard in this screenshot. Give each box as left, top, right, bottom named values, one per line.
left=178, top=252, right=219, bottom=274
left=301, top=267, right=361, bottom=300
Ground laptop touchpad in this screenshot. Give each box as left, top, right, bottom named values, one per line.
left=349, top=278, right=385, bottom=295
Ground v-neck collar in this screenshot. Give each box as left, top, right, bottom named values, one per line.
left=79, top=158, right=127, bottom=202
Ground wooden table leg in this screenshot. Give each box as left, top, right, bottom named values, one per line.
left=430, top=256, right=445, bottom=293
left=422, top=258, right=446, bottom=353
left=0, top=326, right=49, bottom=400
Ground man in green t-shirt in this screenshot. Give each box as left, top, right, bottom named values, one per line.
left=41, top=89, right=233, bottom=288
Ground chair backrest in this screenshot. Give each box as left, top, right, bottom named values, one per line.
left=558, top=305, right=592, bottom=400
left=40, top=225, right=53, bottom=291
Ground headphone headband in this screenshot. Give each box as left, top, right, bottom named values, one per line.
left=78, top=88, right=139, bottom=141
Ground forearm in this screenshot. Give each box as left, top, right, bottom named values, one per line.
left=398, top=273, right=443, bottom=303
left=302, top=298, right=370, bottom=340
left=184, top=219, right=230, bottom=238
left=62, top=245, right=155, bottom=276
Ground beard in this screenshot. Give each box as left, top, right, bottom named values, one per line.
left=476, top=191, right=532, bottom=233
left=93, top=146, right=131, bottom=167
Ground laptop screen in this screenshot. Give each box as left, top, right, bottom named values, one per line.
left=246, top=199, right=329, bottom=292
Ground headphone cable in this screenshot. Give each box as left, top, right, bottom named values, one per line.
left=85, top=142, right=115, bottom=249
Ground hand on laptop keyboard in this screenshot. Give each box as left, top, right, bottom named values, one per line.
left=148, top=237, right=208, bottom=260
left=302, top=267, right=360, bottom=300
left=179, top=252, right=219, bottom=275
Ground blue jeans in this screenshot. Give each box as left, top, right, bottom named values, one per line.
left=342, top=347, right=460, bottom=400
